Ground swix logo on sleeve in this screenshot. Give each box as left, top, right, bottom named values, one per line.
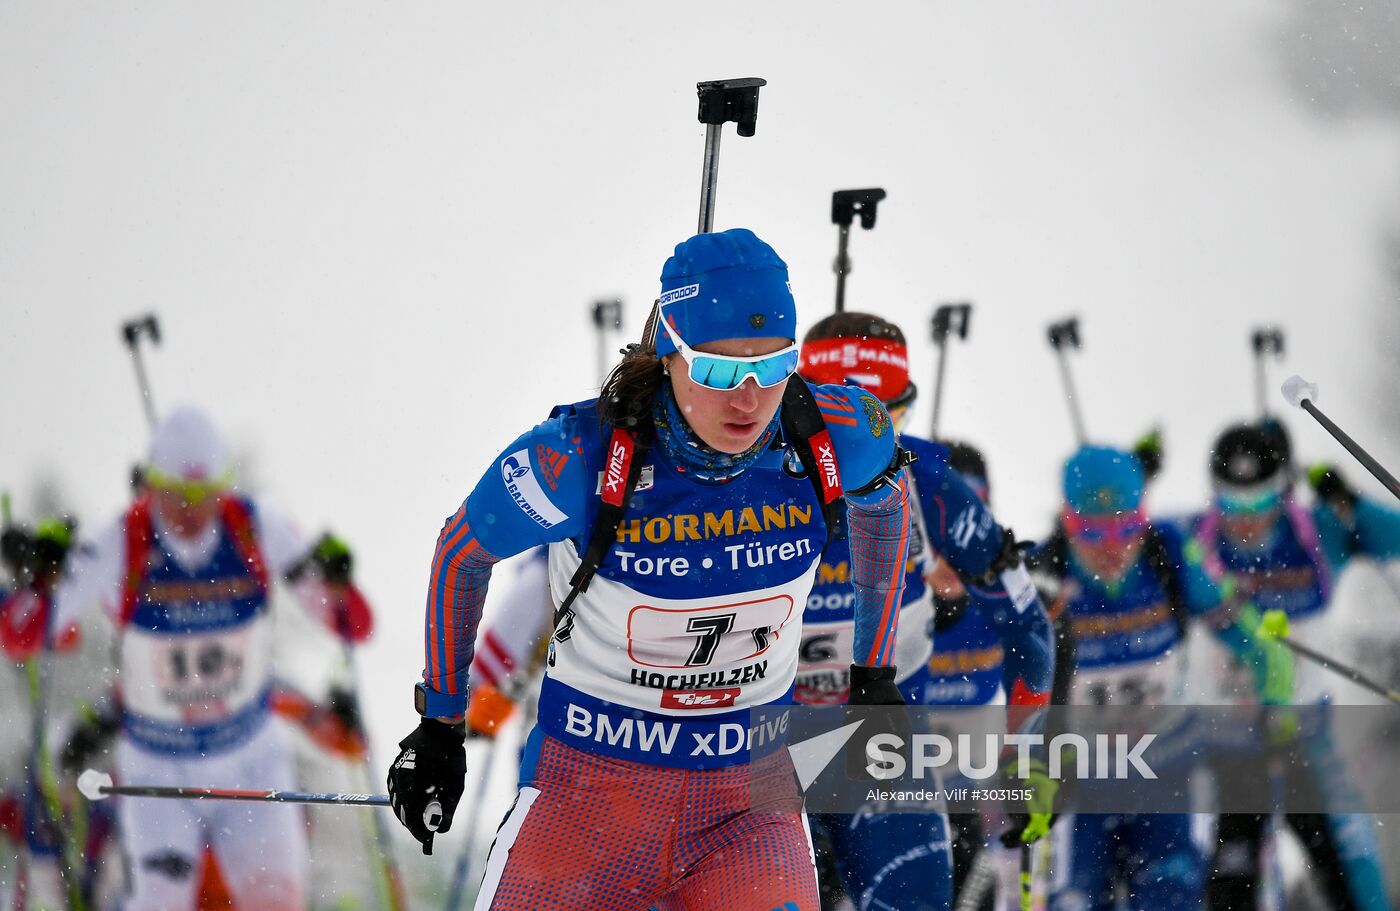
left=601, top=432, right=636, bottom=507
left=661, top=688, right=740, bottom=710
left=810, top=431, right=842, bottom=504
left=500, top=449, right=567, bottom=529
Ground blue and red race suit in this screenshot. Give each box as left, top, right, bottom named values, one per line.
left=418, top=383, right=910, bottom=911
left=419, top=384, right=909, bottom=763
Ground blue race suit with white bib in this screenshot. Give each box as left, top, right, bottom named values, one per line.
left=422, top=382, right=911, bottom=911
left=53, top=495, right=316, bottom=911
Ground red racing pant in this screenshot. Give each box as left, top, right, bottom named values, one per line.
left=474, top=733, right=818, bottom=911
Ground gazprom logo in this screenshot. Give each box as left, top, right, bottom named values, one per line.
left=658, top=283, right=700, bottom=307
left=501, top=455, right=530, bottom=482
left=500, top=449, right=567, bottom=529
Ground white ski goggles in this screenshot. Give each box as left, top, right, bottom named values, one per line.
left=658, top=316, right=799, bottom=391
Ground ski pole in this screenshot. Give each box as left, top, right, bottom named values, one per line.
left=443, top=741, right=500, bottom=911
left=119, top=314, right=161, bottom=432
left=1281, top=376, right=1400, bottom=504
left=951, top=847, right=998, bottom=911
left=830, top=188, right=886, bottom=313
left=77, top=769, right=451, bottom=817
left=1274, top=635, right=1400, bottom=706
left=25, top=656, right=87, bottom=911
left=1047, top=317, right=1087, bottom=445
left=1251, top=327, right=1284, bottom=420
left=929, top=302, right=972, bottom=439
left=1019, top=842, right=1033, bottom=911
left=694, top=77, right=765, bottom=234
left=591, top=299, right=623, bottom=387
left=340, top=643, right=407, bottom=911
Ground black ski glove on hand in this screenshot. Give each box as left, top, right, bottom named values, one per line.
left=848, top=663, right=906, bottom=706
left=1, top=527, right=31, bottom=577
left=387, top=718, right=466, bottom=855
left=60, top=706, right=120, bottom=775
left=311, top=533, right=354, bottom=585
left=1308, top=464, right=1358, bottom=514
left=846, top=664, right=911, bottom=781
left=328, top=687, right=363, bottom=734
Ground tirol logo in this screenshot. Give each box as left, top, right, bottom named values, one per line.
left=661, top=688, right=740, bottom=710
left=811, top=430, right=842, bottom=503
left=658, top=283, right=700, bottom=307
left=602, top=432, right=635, bottom=507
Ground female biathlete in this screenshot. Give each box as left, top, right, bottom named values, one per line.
left=387, top=229, right=917, bottom=911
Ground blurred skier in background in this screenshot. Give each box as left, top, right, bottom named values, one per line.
left=38, top=406, right=375, bottom=911
left=1, top=511, right=90, bottom=910
left=1196, top=419, right=1400, bottom=911
left=1029, top=444, right=1294, bottom=911
left=795, top=312, right=1056, bottom=911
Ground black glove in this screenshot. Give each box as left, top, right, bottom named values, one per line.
left=1308, top=464, right=1357, bottom=513
left=311, top=533, right=354, bottom=585
left=1132, top=427, right=1164, bottom=481
left=848, top=664, right=906, bottom=706
left=30, top=520, right=74, bottom=584
left=1, top=527, right=31, bottom=578
left=61, top=707, right=120, bottom=775
left=328, top=687, right=363, bottom=734
left=387, top=718, right=466, bottom=855
left=846, top=664, right=910, bottom=781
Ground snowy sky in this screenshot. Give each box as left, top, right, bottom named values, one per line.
left=3, top=2, right=1400, bottom=792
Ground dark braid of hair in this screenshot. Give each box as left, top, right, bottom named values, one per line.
left=598, top=303, right=665, bottom=437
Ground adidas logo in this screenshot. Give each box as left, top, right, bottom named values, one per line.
left=535, top=444, right=570, bottom=492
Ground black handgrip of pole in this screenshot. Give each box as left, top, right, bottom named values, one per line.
left=1251, top=327, right=1284, bottom=357
left=696, top=78, right=766, bottom=137
left=1047, top=318, right=1081, bottom=351
left=931, top=303, right=972, bottom=343
left=832, top=188, right=887, bottom=229
left=121, top=314, right=161, bottom=348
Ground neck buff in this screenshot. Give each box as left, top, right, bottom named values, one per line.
left=651, top=382, right=780, bottom=483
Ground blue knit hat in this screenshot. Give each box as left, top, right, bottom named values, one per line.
left=1063, top=445, right=1144, bottom=515
left=655, top=228, right=797, bottom=357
